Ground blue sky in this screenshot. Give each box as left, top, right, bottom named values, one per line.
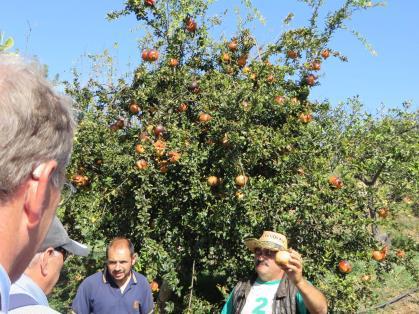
left=1, top=0, right=417, bottom=113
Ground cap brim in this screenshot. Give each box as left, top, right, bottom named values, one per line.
left=62, top=239, right=90, bottom=257
left=244, top=238, right=285, bottom=252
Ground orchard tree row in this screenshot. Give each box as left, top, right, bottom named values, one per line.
left=52, top=0, right=417, bottom=312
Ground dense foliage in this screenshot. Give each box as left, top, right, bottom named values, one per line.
left=50, top=1, right=418, bottom=312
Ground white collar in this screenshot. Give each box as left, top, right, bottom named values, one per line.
left=10, top=274, right=48, bottom=306
left=0, top=264, right=11, bottom=312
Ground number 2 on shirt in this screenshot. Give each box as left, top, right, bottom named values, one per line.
left=252, top=297, right=268, bottom=313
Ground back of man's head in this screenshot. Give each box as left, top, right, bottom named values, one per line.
left=0, top=53, right=76, bottom=283
left=22, top=217, right=89, bottom=295
left=0, top=53, right=75, bottom=202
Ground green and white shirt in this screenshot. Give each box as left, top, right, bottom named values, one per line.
left=221, top=278, right=307, bottom=314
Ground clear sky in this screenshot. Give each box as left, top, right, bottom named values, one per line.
left=1, top=0, right=418, bottom=113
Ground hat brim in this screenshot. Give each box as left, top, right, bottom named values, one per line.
left=244, top=238, right=285, bottom=252
left=62, top=240, right=90, bottom=257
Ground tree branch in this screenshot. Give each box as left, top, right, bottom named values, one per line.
left=355, top=162, right=386, bottom=186
left=187, top=259, right=196, bottom=313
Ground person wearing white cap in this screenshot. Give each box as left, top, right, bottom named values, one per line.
left=221, top=231, right=327, bottom=314
left=8, top=217, right=90, bottom=313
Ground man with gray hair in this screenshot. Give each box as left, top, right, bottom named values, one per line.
left=8, top=216, right=90, bottom=313
left=0, top=53, right=75, bottom=312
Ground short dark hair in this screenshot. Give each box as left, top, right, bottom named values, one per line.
left=107, top=237, right=135, bottom=258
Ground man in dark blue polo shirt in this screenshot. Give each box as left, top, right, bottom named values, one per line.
left=71, top=237, right=153, bottom=314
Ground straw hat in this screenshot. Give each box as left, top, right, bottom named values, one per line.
left=244, top=231, right=288, bottom=252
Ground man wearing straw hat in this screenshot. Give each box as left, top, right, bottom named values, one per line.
left=221, top=231, right=327, bottom=314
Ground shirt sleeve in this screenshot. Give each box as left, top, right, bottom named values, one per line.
left=296, top=290, right=308, bottom=314
left=71, top=281, right=91, bottom=314
left=141, top=283, right=154, bottom=314
left=220, top=292, right=233, bottom=314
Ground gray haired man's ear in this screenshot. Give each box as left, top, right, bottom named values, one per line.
left=39, top=248, right=55, bottom=277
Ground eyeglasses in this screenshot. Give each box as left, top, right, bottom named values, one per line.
left=58, top=181, right=77, bottom=207
left=254, top=248, right=276, bottom=258
left=54, top=246, right=69, bottom=261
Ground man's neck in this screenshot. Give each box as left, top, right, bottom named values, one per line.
left=0, top=195, right=25, bottom=281
left=257, top=270, right=285, bottom=282
left=24, top=268, right=49, bottom=296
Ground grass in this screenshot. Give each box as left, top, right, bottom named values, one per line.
left=361, top=205, right=419, bottom=313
